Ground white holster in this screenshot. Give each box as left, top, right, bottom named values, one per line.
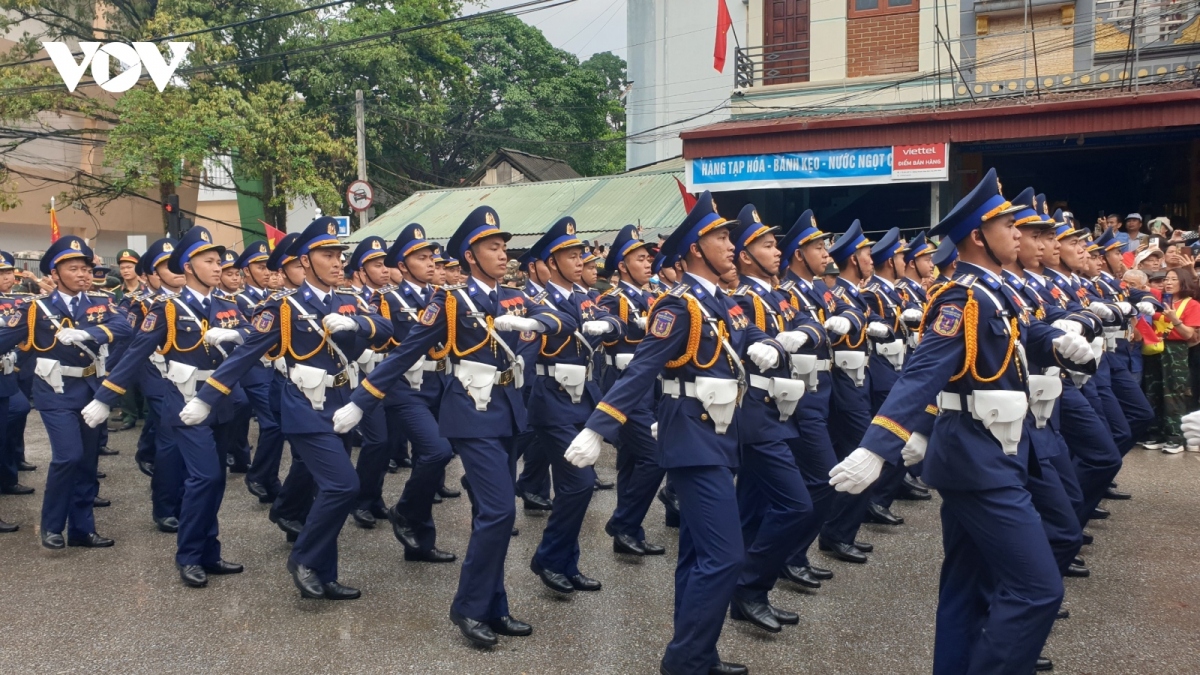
left=1027, top=375, right=1063, bottom=429
left=614, top=353, right=634, bottom=371
left=834, top=350, right=868, bottom=387
left=96, top=344, right=109, bottom=378
left=789, top=354, right=819, bottom=393
left=875, top=339, right=906, bottom=371
left=548, top=363, right=588, bottom=404
left=1090, top=337, right=1105, bottom=366
left=274, top=357, right=288, bottom=376
left=693, top=376, right=739, bottom=435
left=1103, top=327, right=1122, bottom=353
left=750, top=374, right=806, bottom=422
left=404, top=356, right=428, bottom=391
left=1, top=351, right=16, bottom=375
left=945, top=390, right=1027, bottom=456
left=34, top=358, right=65, bottom=394
left=165, top=361, right=212, bottom=402
left=907, top=332, right=921, bottom=350
left=357, top=349, right=384, bottom=375
left=457, top=360, right=499, bottom=412
left=150, top=352, right=168, bottom=378
left=290, top=363, right=332, bottom=411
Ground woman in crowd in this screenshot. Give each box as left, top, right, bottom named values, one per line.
left=1143, top=266, right=1200, bottom=453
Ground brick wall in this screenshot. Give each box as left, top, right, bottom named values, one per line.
left=846, top=12, right=920, bottom=78
left=976, top=11, right=1074, bottom=81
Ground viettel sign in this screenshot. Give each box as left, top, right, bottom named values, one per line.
left=43, top=42, right=192, bottom=93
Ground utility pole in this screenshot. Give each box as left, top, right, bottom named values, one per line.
left=355, top=89, right=368, bottom=230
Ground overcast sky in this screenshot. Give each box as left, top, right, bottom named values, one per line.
left=480, top=0, right=627, bottom=60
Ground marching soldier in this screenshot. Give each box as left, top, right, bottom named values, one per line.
left=513, top=249, right=552, bottom=511
left=0, top=250, right=34, bottom=531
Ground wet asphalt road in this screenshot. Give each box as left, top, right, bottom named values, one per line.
left=1, top=415, right=1198, bottom=674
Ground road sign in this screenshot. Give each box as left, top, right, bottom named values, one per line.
left=334, top=216, right=351, bottom=238
left=347, top=180, right=374, bottom=212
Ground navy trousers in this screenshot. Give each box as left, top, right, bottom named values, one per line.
left=450, top=435, right=517, bottom=622
left=243, top=379, right=285, bottom=495
left=1108, top=355, right=1154, bottom=455
left=1092, top=359, right=1133, bottom=457
left=135, top=393, right=159, bottom=466
left=933, top=486, right=1063, bottom=675
left=1059, top=384, right=1122, bottom=528
left=173, top=422, right=226, bottom=567
left=39, top=408, right=101, bottom=537
left=285, top=431, right=359, bottom=584
left=606, top=419, right=664, bottom=541
left=0, top=397, right=11, bottom=489
left=785, top=373, right=839, bottom=569
left=735, top=439, right=812, bottom=603
left=533, top=423, right=597, bottom=577
left=354, top=404, right=391, bottom=513
left=392, top=399, right=453, bottom=551
left=271, top=446, right=316, bottom=524
left=822, top=368, right=873, bottom=545
left=515, top=428, right=551, bottom=499
left=150, top=399, right=184, bottom=522
left=1026, top=427, right=1083, bottom=575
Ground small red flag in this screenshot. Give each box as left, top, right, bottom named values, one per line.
left=258, top=219, right=286, bottom=249
left=1135, top=316, right=1161, bottom=346
left=675, top=177, right=698, bottom=211
left=49, top=205, right=61, bottom=243
left=714, top=0, right=733, bottom=72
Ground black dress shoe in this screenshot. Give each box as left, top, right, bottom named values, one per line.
left=96, top=471, right=106, bottom=479
left=1, top=483, right=34, bottom=495
left=17, top=461, right=36, bottom=472
left=819, top=539, right=868, bottom=563
left=68, top=532, right=114, bottom=548
left=896, top=484, right=933, bottom=501
left=41, top=531, right=64, bottom=549
left=395, top=456, right=413, bottom=469
left=1103, top=487, right=1131, bottom=500
left=432, top=492, right=443, bottom=504
left=387, top=459, right=400, bottom=474
left=351, top=509, right=376, bottom=529
left=730, top=596, right=782, bottom=633
left=866, top=503, right=904, bottom=525
left=488, top=615, right=532, bottom=636
left=178, top=564, right=208, bottom=588
left=569, top=573, right=602, bottom=591
left=1091, top=506, right=1110, bottom=520
left=437, top=485, right=462, bottom=499
left=613, top=533, right=646, bottom=556
left=658, top=486, right=681, bottom=528
left=1056, top=608, right=1069, bottom=620
left=386, top=506, right=421, bottom=550
left=807, top=564, right=833, bottom=580
left=98, top=446, right=119, bottom=456
left=1035, top=655, right=1053, bottom=671
left=522, top=492, right=553, bottom=511
left=780, top=565, right=821, bottom=589
left=511, top=527, right=519, bottom=537
left=271, top=513, right=304, bottom=538
left=370, top=504, right=390, bottom=520
left=322, top=581, right=361, bottom=600
left=93, top=497, right=111, bottom=508
left=641, top=540, right=666, bottom=555
left=405, top=547, right=457, bottom=563
left=245, top=479, right=270, bottom=500
left=1081, top=531, right=1093, bottom=545
left=1072, top=555, right=1085, bottom=566
left=1065, top=563, right=1090, bottom=578
left=287, top=559, right=325, bottom=598
left=530, top=559, right=574, bottom=594
left=0, top=519, right=18, bottom=533
left=709, top=662, right=749, bottom=675
left=137, top=460, right=155, bottom=477
left=450, top=610, right=498, bottom=647
left=853, top=540, right=873, bottom=553
left=594, top=477, right=614, bottom=490
left=902, top=473, right=933, bottom=494
left=116, top=419, right=136, bottom=431
left=155, top=516, right=179, bottom=533
left=770, top=604, right=800, bottom=624
left=204, top=560, right=244, bottom=575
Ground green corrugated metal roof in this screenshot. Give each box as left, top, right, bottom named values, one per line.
left=349, top=171, right=688, bottom=249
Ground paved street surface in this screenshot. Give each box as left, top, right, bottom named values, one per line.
left=2, top=415, right=1199, bottom=674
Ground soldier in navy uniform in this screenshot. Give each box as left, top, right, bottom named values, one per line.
left=333, top=206, right=574, bottom=646
left=183, top=218, right=393, bottom=600
left=564, top=191, right=787, bottom=675
left=0, top=236, right=134, bottom=549
left=84, top=227, right=248, bottom=588
left=597, top=224, right=667, bottom=556
left=0, top=251, right=34, bottom=531
left=897, top=231, right=934, bottom=307
left=930, top=238, right=958, bottom=290
left=214, top=248, right=252, bottom=473
left=841, top=168, right=1096, bottom=675
left=513, top=249, right=552, bottom=511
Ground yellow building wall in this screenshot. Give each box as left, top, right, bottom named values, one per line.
left=977, top=10, right=1075, bottom=81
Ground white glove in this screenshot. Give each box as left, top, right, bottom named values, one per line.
left=204, top=327, right=244, bottom=346
left=775, top=330, right=809, bottom=353
left=650, top=422, right=658, bottom=440
left=332, top=402, right=363, bottom=434
left=1116, top=301, right=1133, bottom=317
left=56, top=328, right=93, bottom=345
left=564, top=428, right=604, bottom=468
left=81, top=400, right=110, bottom=429
left=493, top=315, right=542, bottom=332
left=1089, top=303, right=1114, bottom=321
left=824, top=316, right=852, bottom=336
left=1137, top=301, right=1155, bottom=317
left=179, top=398, right=212, bottom=426
left=902, top=432, right=928, bottom=467
left=634, top=315, right=647, bottom=331
left=1051, top=320, right=1084, bottom=336
left=900, top=308, right=924, bottom=324
left=1053, top=333, right=1094, bottom=365
left=582, top=320, right=613, bottom=336
left=867, top=322, right=890, bottom=338
left=322, top=313, right=358, bottom=333
left=1181, top=410, right=1200, bottom=445
left=747, top=342, right=780, bottom=370
left=828, top=448, right=885, bottom=493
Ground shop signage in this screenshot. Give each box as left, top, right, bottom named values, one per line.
left=686, top=143, right=948, bottom=191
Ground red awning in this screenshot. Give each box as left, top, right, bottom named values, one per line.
left=680, top=86, right=1200, bottom=158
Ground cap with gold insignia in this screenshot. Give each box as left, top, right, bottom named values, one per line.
left=236, top=240, right=270, bottom=268
left=267, top=233, right=300, bottom=271
left=40, top=235, right=94, bottom=275
left=385, top=223, right=438, bottom=268
left=899, top=231, right=934, bottom=263
left=221, top=249, right=238, bottom=269
left=347, top=235, right=388, bottom=274
left=673, top=191, right=731, bottom=260
left=168, top=226, right=226, bottom=275
left=530, top=216, right=585, bottom=263
left=930, top=167, right=1024, bottom=244
left=0, top=250, right=14, bottom=271
left=870, top=227, right=903, bottom=267
left=143, top=238, right=179, bottom=275
left=446, top=206, right=511, bottom=265
left=731, top=203, right=781, bottom=256
left=289, top=216, right=349, bottom=259
left=779, top=209, right=833, bottom=264
left=606, top=224, right=653, bottom=273
left=116, top=248, right=140, bottom=265
left=828, top=219, right=875, bottom=264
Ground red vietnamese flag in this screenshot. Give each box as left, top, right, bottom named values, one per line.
left=49, top=205, right=61, bottom=243
left=258, top=219, right=286, bottom=249
left=1135, top=315, right=1161, bottom=347
left=674, top=177, right=698, bottom=211
left=714, top=0, right=733, bottom=72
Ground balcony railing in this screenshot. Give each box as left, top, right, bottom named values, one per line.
left=1095, top=0, right=1198, bottom=50
left=734, top=40, right=811, bottom=88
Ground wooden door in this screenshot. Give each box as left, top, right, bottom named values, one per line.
left=763, top=0, right=810, bottom=85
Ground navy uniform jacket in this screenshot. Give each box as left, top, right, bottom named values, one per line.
left=897, top=276, right=928, bottom=307
left=859, top=263, right=1082, bottom=490
left=0, top=290, right=133, bottom=410
left=598, top=281, right=655, bottom=427
left=231, top=285, right=273, bottom=388
left=113, top=287, right=173, bottom=397
left=528, top=283, right=623, bottom=427
left=351, top=277, right=574, bottom=439
left=0, top=292, right=35, bottom=399
left=95, top=291, right=251, bottom=426
left=194, top=284, right=392, bottom=434
left=863, top=276, right=918, bottom=392
left=1022, top=271, right=1102, bottom=338
left=584, top=274, right=785, bottom=470
left=830, top=277, right=881, bottom=352
left=372, top=281, right=447, bottom=408
left=777, top=272, right=850, bottom=362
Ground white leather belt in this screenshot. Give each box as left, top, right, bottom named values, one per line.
left=422, top=359, right=451, bottom=373
left=814, top=359, right=832, bottom=372
left=536, top=364, right=586, bottom=378
left=937, top=390, right=1028, bottom=455
left=59, top=365, right=95, bottom=378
